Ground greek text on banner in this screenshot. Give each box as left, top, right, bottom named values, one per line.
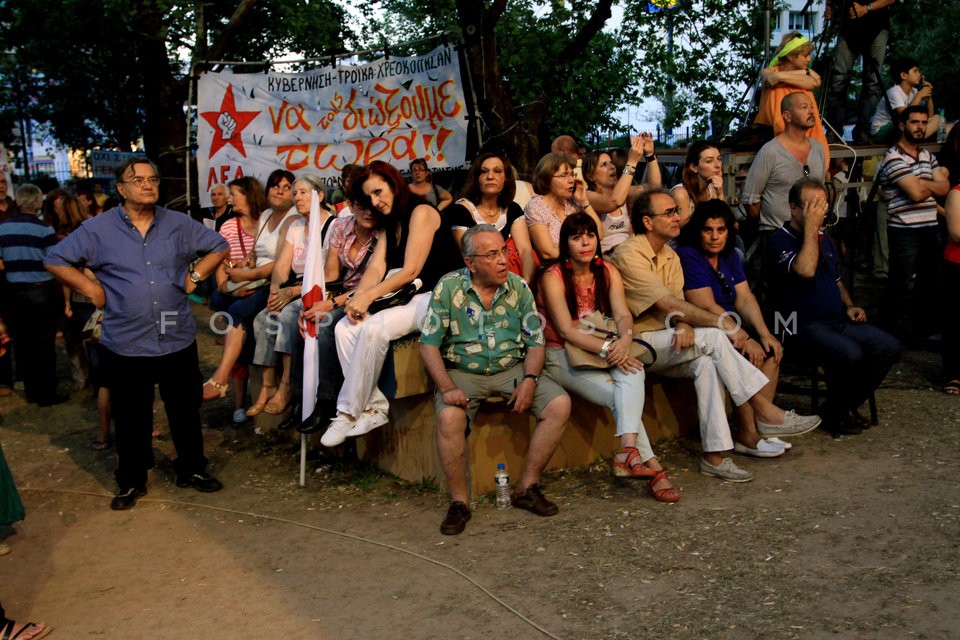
left=196, top=46, right=468, bottom=206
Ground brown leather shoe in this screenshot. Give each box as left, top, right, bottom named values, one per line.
left=440, top=501, right=471, bottom=535
left=510, top=484, right=558, bottom=517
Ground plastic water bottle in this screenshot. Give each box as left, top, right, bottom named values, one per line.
left=494, top=463, right=511, bottom=509
left=938, top=110, right=948, bottom=144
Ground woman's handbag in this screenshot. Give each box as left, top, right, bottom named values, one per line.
left=564, top=310, right=656, bottom=369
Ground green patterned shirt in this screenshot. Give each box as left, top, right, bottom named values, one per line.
left=420, top=268, right=544, bottom=375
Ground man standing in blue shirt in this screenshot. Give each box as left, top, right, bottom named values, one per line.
left=46, top=158, right=230, bottom=510
left=0, top=183, right=65, bottom=406
left=766, top=178, right=901, bottom=436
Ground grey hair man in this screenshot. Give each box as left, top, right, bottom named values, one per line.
left=420, top=224, right=570, bottom=535
left=0, top=183, right=63, bottom=406
left=46, top=157, right=230, bottom=510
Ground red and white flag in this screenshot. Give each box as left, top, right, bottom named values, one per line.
left=300, top=190, right=325, bottom=420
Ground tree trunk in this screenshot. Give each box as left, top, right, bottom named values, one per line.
left=455, top=0, right=613, bottom=177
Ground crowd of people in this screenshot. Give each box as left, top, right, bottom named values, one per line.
left=0, top=82, right=954, bottom=541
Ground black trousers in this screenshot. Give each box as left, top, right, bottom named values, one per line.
left=103, top=342, right=208, bottom=490
left=5, top=281, right=61, bottom=402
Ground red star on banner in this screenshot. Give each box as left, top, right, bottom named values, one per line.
left=200, top=85, right=261, bottom=159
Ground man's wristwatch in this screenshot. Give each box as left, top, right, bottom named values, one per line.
left=188, top=270, right=202, bottom=284
left=523, top=373, right=540, bottom=384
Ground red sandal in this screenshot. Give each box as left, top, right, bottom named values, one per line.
left=649, top=469, right=680, bottom=503
left=612, top=447, right=658, bottom=479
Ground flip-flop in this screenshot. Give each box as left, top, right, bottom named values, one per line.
left=90, top=439, right=112, bottom=451
left=943, top=380, right=960, bottom=395
left=0, top=620, right=52, bottom=640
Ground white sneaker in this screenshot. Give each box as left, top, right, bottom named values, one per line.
left=232, top=408, right=248, bottom=424
left=757, top=410, right=821, bottom=438
left=699, top=457, right=754, bottom=482
left=320, top=414, right=356, bottom=447
left=346, top=410, right=389, bottom=437
left=766, top=437, right=792, bottom=450
left=733, top=439, right=785, bottom=458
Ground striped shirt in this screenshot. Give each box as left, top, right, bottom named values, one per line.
left=0, top=213, right=57, bottom=283
left=877, top=145, right=940, bottom=228
left=219, top=215, right=256, bottom=262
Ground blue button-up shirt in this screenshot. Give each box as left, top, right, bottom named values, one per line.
left=46, top=206, right=228, bottom=357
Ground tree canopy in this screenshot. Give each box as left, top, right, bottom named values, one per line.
left=1, top=0, right=955, bottom=182
left=1, top=0, right=347, bottom=176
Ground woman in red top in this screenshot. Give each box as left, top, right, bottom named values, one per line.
left=539, top=213, right=678, bottom=502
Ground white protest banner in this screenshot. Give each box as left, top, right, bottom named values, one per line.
left=90, top=150, right=138, bottom=180
left=196, top=45, right=468, bottom=207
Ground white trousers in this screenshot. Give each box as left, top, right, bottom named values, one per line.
left=641, top=327, right=768, bottom=453
left=334, top=293, right=430, bottom=418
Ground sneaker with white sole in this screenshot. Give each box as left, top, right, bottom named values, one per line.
left=757, top=410, right=821, bottom=438
left=766, top=437, right=792, bottom=450
left=699, top=457, right=754, bottom=482
left=320, top=414, right=356, bottom=447
left=733, top=439, right=786, bottom=458
left=345, top=410, right=389, bottom=437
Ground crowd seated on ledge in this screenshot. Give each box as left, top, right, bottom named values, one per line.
left=4, top=117, right=949, bottom=527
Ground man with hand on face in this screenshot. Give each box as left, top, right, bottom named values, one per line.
left=876, top=105, right=951, bottom=342
left=766, top=178, right=901, bottom=436
left=610, top=190, right=821, bottom=484
left=46, top=157, right=230, bottom=510
left=420, top=224, right=570, bottom=536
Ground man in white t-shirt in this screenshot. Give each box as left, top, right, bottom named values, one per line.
left=870, top=57, right=941, bottom=143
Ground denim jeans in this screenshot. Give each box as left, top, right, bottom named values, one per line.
left=313, top=306, right=347, bottom=402
left=5, top=282, right=62, bottom=402
left=882, top=225, right=941, bottom=340
left=825, top=28, right=889, bottom=135
left=795, top=320, right=900, bottom=423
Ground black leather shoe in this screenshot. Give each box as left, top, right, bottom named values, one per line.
left=440, top=501, right=471, bottom=535
left=511, top=484, right=559, bottom=516
left=297, top=404, right=333, bottom=434
left=277, top=405, right=302, bottom=431
left=110, top=487, right=146, bottom=511
left=176, top=472, right=223, bottom=493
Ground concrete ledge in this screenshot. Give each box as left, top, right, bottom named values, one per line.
left=262, top=337, right=700, bottom=497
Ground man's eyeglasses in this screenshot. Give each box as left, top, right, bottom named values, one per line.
left=470, top=247, right=509, bottom=260
left=648, top=207, right=680, bottom=218
left=122, top=176, right=160, bottom=187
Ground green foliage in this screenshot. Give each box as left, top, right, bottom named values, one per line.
left=0, top=0, right=348, bottom=151
left=357, top=0, right=639, bottom=144
left=888, top=0, right=960, bottom=119
left=620, top=0, right=774, bottom=138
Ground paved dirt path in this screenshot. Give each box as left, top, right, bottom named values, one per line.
left=2, top=331, right=959, bottom=639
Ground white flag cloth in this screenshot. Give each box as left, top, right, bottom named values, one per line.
left=300, top=190, right=326, bottom=421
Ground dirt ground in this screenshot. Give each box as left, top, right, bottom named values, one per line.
left=2, top=303, right=959, bottom=640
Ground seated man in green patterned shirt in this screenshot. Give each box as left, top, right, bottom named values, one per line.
left=420, top=224, right=571, bottom=535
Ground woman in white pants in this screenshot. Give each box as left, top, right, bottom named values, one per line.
left=322, top=161, right=459, bottom=447
left=540, top=213, right=678, bottom=502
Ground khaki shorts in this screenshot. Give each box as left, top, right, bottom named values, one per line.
left=433, top=364, right=567, bottom=425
